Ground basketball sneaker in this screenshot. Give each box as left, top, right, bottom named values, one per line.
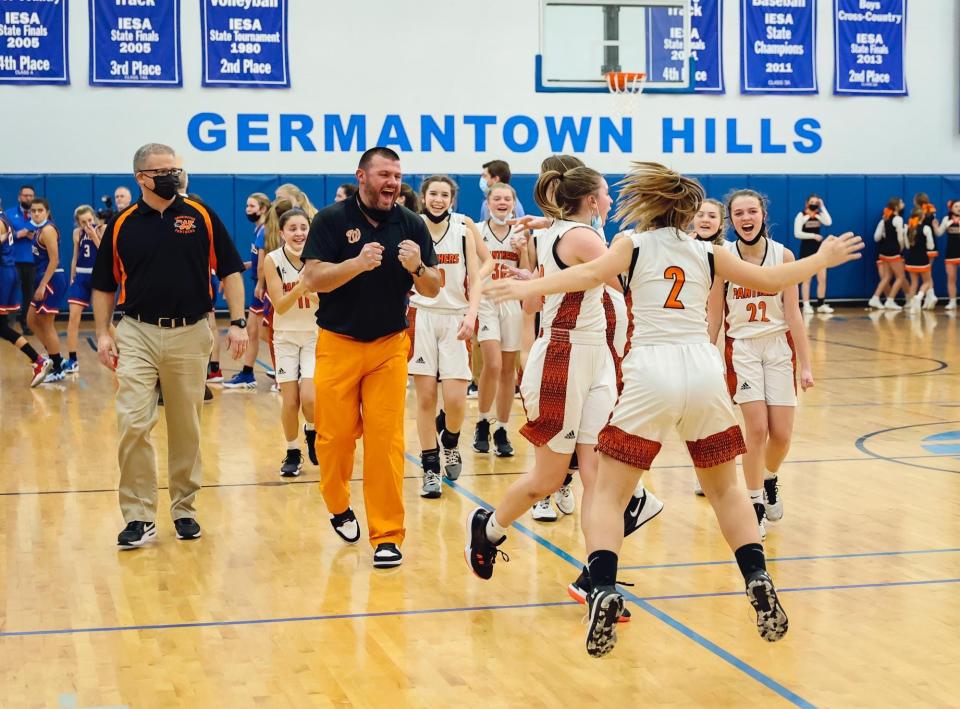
left=867, top=295, right=883, bottom=309
left=223, top=371, right=257, bottom=389
left=304, top=425, right=318, bottom=465
left=763, top=476, right=783, bottom=522
left=330, top=508, right=360, bottom=544
left=531, top=497, right=558, bottom=522
left=206, top=367, right=224, bottom=384
left=553, top=482, right=575, bottom=515
left=280, top=449, right=303, bottom=477
left=624, top=486, right=664, bottom=537
left=30, top=358, right=53, bottom=387
left=464, top=507, right=508, bottom=580
left=754, top=502, right=767, bottom=541
left=441, top=447, right=462, bottom=481
left=567, top=567, right=632, bottom=623
left=585, top=586, right=624, bottom=658
left=117, top=521, right=157, bottom=550
left=373, top=543, right=403, bottom=568
left=745, top=570, right=789, bottom=642
left=473, top=419, right=490, bottom=453
left=204, top=385, right=214, bottom=402
left=174, top=518, right=202, bottom=540
left=43, top=369, right=65, bottom=383
left=466, top=382, right=478, bottom=399
left=493, top=427, right=514, bottom=457
left=420, top=469, right=442, bottom=498
left=61, top=358, right=79, bottom=374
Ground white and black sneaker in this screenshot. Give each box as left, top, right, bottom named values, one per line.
left=473, top=419, right=490, bottom=453
left=464, top=507, right=508, bottom=580
left=117, top=521, right=157, bottom=550
left=174, top=518, right=201, bottom=540
left=531, top=496, right=558, bottom=522
left=567, top=567, right=632, bottom=622
left=553, top=483, right=575, bottom=515
left=585, top=586, right=624, bottom=658
left=493, top=427, right=514, bottom=457
left=280, top=449, right=303, bottom=477
left=745, top=570, right=789, bottom=642
left=420, top=470, right=442, bottom=498
left=763, top=476, right=783, bottom=522
left=330, top=508, right=361, bottom=544
left=754, top=502, right=767, bottom=541
left=623, top=487, right=664, bottom=537
left=442, top=446, right=462, bottom=481
left=373, top=542, right=403, bottom=568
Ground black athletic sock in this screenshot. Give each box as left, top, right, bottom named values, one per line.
left=816, top=297, right=825, bottom=307
left=569, top=450, right=579, bottom=470
left=587, top=550, right=618, bottom=588
left=562, top=472, right=574, bottom=486
left=421, top=447, right=441, bottom=474
left=50, top=353, right=63, bottom=372
left=209, top=360, right=220, bottom=373
left=440, top=428, right=460, bottom=449
left=69, top=351, right=77, bottom=361
left=21, top=343, right=39, bottom=362
left=242, top=365, right=254, bottom=375
left=734, top=543, right=767, bottom=579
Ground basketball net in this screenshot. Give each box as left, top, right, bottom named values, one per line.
left=605, top=71, right=647, bottom=117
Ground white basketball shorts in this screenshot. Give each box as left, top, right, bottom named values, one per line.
left=724, top=332, right=797, bottom=406
left=407, top=307, right=472, bottom=381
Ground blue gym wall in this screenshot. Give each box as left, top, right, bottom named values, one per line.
left=4, top=172, right=959, bottom=306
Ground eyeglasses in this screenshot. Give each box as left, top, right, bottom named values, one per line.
left=139, top=168, right=183, bottom=177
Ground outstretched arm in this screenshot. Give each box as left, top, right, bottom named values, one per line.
left=781, top=250, right=814, bottom=390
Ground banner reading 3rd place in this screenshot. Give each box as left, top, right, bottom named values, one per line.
left=0, top=0, right=69, bottom=85
left=200, top=0, right=289, bottom=88
left=89, top=0, right=181, bottom=87
left=833, top=0, right=907, bottom=96
left=740, top=0, right=817, bottom=94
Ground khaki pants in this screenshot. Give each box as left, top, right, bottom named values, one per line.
left=314, top=329, right=408, bottom=547
left=115, top=317, right=213, bottom=523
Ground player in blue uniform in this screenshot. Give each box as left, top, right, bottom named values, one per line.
left=26, top=199, right=67, bottom=382
left=63, top=205, right=103, bottom=373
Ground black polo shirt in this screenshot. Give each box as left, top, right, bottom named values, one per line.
left=91, top=195, right=244, bottom=319
left=302, top=197, right=437, bottom=341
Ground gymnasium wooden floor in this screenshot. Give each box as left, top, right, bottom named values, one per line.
left=1, top=310, right=958, bottom=708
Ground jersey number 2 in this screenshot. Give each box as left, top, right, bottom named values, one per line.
left=663, top=267, right=685, bottom=309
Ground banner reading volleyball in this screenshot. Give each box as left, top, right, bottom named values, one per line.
left=740, top=0, right=817, bottom=94
left=200, top=0, right=289, bottom=88
left=833, top=0, right=907, bottom=96
left=646, top=0, right=724, bottom=93
left=0, top=0, right=69, bottom=85
left=89, top=0, right=182, bottom=87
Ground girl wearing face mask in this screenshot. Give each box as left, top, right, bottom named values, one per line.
left=868, top=198, right=908, bottom=310
left=793, top=194, right=833, bottom=314
left=409, top=176, right=491, bottom=499
left=264, top=208, right=319, bottom=477
left=935, top=200, right=960, bottom=310
left=63, top=205, right=104, bottom=374
left=474, top=182, right=527, bottom=459
left=707, top=189, right=814, bottom=541
left=690, top=198, right=726, bottom=246
left=26, top=198, right=67, bottom=384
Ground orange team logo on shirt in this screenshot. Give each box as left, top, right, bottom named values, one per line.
left=174, top=216, right=197, bottom=235
left=346, top=228, right=361, bottom=243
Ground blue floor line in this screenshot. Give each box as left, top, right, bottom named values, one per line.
left=408, top=453, right=814, bottom=709
left=620, top=547, right=960, bottom=571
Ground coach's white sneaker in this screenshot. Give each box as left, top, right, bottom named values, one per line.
left=867, top=295, right=883, bottom=309
left=531, top=497, right=558, bottom=522
left=884, top=297, right=902, bottom=310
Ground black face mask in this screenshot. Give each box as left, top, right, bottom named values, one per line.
left=738, top=224, right=766, bottom=246
left=19, top=200, right=32, bottom=211
left=696, top=229, right=721, bottom=242
left=807, top=203, right=819, bottom=211
left=245, top=212, right=261, bottom=223
left=150, top=174, right=180, bottom=200
left=424, top=210, right=449, bottom=224
left=356, top=194, right=392, bottom=223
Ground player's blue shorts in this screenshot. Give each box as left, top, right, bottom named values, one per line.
left=31, top=270, right=67, bottom=315
left=66, top=271, right=93, bottom=308
left=0, top=265, right=20, bottom=314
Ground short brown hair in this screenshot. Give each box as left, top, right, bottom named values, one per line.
left=614, top=162, right=703, bottom=233
left=483, top=159, right=512, bottom=184
left=359, top=146, right=400, bottom=171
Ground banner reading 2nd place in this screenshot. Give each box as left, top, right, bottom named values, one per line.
left=0, top=0, right=69, bottom=85
left=646, top=0, right=724, bottom=93
left=200, top=0, right=289, bottom=88
left=740, top=0, right=817, bottom=94
left=834, top=0, right=907, bottom=96
left=89, top=0, right=181, bottom=87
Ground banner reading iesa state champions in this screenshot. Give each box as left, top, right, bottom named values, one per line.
left=646, top=0, right=724, bottom=93
left=833, top=0, right=907, bottom=96
left=0, top=0, right=69, bottom=85
left=200, top=0, right=289, bottom=88
left=88, top=0, right=182, bottom=87
left=740, top=0, right=817, bottom=94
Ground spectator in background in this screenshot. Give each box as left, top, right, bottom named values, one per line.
left=276, top=183, right=318, bottom=219
left=5, top=184, right=37, bottom=334
left=114, top=186, right=132, bottom=212
left=397, top=183, right=420, bottom=213
left=334, top=183, right=357, bottom=203
left=479, top=160, right=525, bottom=221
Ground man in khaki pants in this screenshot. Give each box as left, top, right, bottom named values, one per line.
left=91, top=143, right=248, bottom=549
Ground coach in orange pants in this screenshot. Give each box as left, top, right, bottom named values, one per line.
left=302, top=147, right=440, bottom=568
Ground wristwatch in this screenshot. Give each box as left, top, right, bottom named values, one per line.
left=413, top=263, right=426, bottom=277
left=230, top=318, right=247, bottom=328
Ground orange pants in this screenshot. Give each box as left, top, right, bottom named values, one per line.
left=314, top=329, right=409, bottom=547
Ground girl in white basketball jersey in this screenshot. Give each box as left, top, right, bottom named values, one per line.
left=263, top=208, right=319, bottom=477
left=707, top=190, right=814, bottom=540
left=409, top=176, right=490, bottom=498
left=691, top=198, right=726, bottom=246
left=935, top=199, right=960, bottom=309
left=486, top=162, right=863, bottom=657
left=474, top=182, right=527, bottom=458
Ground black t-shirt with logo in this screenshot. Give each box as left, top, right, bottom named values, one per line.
left=302, top=197, right=437, bottom=342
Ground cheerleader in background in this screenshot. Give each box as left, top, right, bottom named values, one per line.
left=868, top=198, right=907, bottom=310
left=904, top=203, right=935, bottom=311
left=935, top=199, right=960, bottom=310
left=914, top=193, right=939, bottom=309
left=793, top=194, right=833, bottom=314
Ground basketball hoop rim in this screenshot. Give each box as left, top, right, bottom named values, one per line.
left=605, top=71, right=647, bottom=94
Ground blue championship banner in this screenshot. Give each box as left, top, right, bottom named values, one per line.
left=740, top=0, right=817, bottom=94
left=89, top=0, right=182, bottom=87
left=646, top=0, right=724, bottom=93
left=834, top=0, right=907, bottom=96
left=0, top=0, right=69, bottom=85
left=200, top=0, right=289, bottom=88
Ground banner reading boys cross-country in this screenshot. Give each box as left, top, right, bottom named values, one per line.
left=200, top=0, right=289, bottom=88
left=740, top=0, right=817, bottom=94
left=0, top=0, right=69, bottom=85
left=646, top=0, right=724, bottom=93
left=833, top=0, right=907, bottom=96
left=89, top=0, right=182, bottom=87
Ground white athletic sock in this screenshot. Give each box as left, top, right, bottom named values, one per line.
left=495, top=421, right=507, bottom=432
left=287, top=440, right=299, bottom=450
left=764, top=470, right=777, bottom=481
left=748, top=488, right=763, bottom=504
left=305, top=422, right=315, bottom=432
left=634, top=481, right=646, bottom=496
left=479, top=410, right=490, bottom=422
left=486, top=510, right=508, bottom=543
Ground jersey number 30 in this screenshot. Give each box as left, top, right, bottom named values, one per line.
left=663, top=266, right=685, bottom=309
